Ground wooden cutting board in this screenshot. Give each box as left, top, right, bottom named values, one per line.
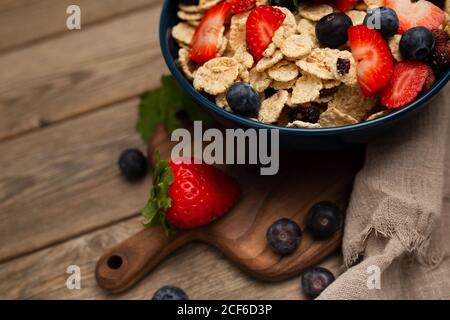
left=95, top=126, right=364, bottom=293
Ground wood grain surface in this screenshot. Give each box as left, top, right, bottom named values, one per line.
left=0, top=4, right=167, bottom=141
left=0, top=0, right=159, bottom=52
left=0, top=99, right=149, bottom=262
left=0, top=0, right=448, bottom=300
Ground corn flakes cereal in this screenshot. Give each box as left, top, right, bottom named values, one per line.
left=363, top=0, right=384, bottom=7
left=346, top=10, right=366, bottom=26
left=216, top=93, right=232, bottom=111
left=229, top=12, right=249, bottom=52
left=177, top=10, right=204, bottom=21
left=256, top=50, right=284, bottom=72
left=271, top=79, right=297, bottom=90
left=268, top=60, right=299, bottom=82
left=193, top=57, right=240, bottom=95
left=178, top=48, right=197, bottom=81
left=289, top=73, right=323, bottom=105
left=296, top=48, right=340, bottom=80
left=333, top=50, right=357, bottom=86
left=287, top=120, right=322, bottom=128
left=178, top=4, right=204, bottom=13
left=389, top=34, right=403, bottom=61
left=249, top=68, right=272, bottom=92
left=172, top=22, right=195, bottom=46
left=187, top=19, right=200, bottom=27
left=319, top=107, right=358, bottom=127
left=233, top=45, right=254, bottom=69
left=366, top=110, right=390, bottom=121
left=329, top=85, right=376, bottom=121
left=298, top=4, right=333, bottom=21
left=263, top=43, right=277, bottom=58
left=272, top=7, right=297, bottom=48
left=258, top=90, right=289, bottom=123
left=281, top=34, right=314, bottom=59
left=199, top=0, right=222, bottom=10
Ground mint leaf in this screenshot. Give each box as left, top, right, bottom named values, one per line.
left=136, top=75, right=214, bottom=142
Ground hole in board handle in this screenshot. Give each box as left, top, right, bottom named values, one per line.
left=107, top=255, right=123, bottom=270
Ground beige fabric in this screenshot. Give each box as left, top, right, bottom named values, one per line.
left=318, top=87, right=450, bottom=299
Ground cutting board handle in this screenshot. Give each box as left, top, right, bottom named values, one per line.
left=95, top=226, right=191, bottom=292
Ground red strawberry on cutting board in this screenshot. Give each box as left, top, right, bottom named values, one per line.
left=142, top=155, right=240, bottom=231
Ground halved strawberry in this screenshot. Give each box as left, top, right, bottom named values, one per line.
left=348, top=25, right=394, bottom=96
left=190, top=2, right=232, bottom=64
left=228, top=0, right=256, bottom=14
left=335, top=0, right=359, bottom=12
left=246, top=5, right=286, bottom=61
left=380, top=61, right=432, bottom=109
left=385, top=0, right=445, bottom=34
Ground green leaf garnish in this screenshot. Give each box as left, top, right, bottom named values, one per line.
left=136, top=75, right=214, bottom=142
left=142, top=153, right=175, bottom=235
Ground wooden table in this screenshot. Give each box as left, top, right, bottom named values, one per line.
left=0, top=0, right=447, bottom=300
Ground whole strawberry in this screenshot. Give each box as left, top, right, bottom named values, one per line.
left=142, top=155, right=240, bottom=232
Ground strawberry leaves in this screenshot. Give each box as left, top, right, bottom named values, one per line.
left=142, top=153, right=174, bottom=235
left=136, top=75, right=213, bottom=142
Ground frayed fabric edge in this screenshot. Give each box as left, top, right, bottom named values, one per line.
left=343, top=224, right=444, bottom=269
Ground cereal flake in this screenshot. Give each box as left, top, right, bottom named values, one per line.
left=289, top=73, right=323, bottom=105
left=268, top=60, right=299, bottom=82
left=298, top=4, right=333, bottom=21
left=281, top=34, right=314, bottom=59
left=193, top=57, right=240, bottom=95
left=258, top=90, right=289, bottom=123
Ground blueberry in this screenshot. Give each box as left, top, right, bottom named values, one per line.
left=152, top=285, right=189, bottom=300
left=307, top=201, right=343, bottom=238
left=301, top=267, right=335, bottom=299
left=118, top=149, right=148, bottom=181
left=266, top=218, right=302, bottom=255
left=315, top=13, right=353, bottom=48
left=226, top=82, right=261, bottom=117
left=269, top=0, right=296, bottom=12
left=363, top=7, right=399, bottom=38
left=400, top=27, right=435, bottom=61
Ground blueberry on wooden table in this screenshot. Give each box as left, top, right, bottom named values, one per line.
left=307, top=201, right=343, bottom=238
left=266, top=218, right=302, bottom=255
left=152, top=285, right=189, bottom=300
left=301, top=267, right=335, bottom=299
left=118, top=148, right=148, bottom=181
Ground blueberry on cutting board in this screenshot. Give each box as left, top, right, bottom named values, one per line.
left=307, top=201, right=343, bottom=238
left=266, top=218, right=302, bottom=255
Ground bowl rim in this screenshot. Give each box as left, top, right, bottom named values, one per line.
left=159, top=0, right=450, bottom=136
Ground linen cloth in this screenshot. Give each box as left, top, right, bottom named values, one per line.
left=318, top=87, right=450, bottom=299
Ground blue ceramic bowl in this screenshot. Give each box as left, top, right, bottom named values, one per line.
left=159, top=0, right=450, bottom=150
